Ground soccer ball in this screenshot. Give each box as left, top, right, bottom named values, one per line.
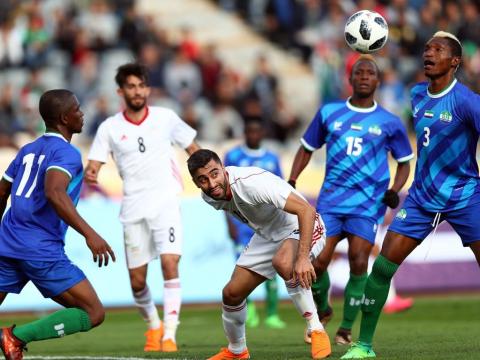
left=344, top=10, right=388, bottom=54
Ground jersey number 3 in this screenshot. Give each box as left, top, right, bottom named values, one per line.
left=346, top=136, right=363, bottom=156
left=16, top=153, right=46, bottom=198
left=422, top=127, right=430, bottom=147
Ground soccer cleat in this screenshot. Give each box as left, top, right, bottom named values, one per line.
left=305, top=305, right=334, bottom=344
left=245, top=304, right=259, bottom=328
left=0, top=326, right=27, bottom=360
left=265, top=315, right=286, bottom=329
left=383, top=295, right=414, bottom=314
left=143, top=326, right=163, bottom=352
left=311, top=330, right=331, bottom=359
left=341, top=342, right=376, bottom=359
left=207, top=347, right=250, bottom=359
left=161, top=338, right=178, bottom=352
left=335, top=328, right=352, bottom=345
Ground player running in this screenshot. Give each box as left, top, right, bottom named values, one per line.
left=288, top=56, right=413, bottom=345
left=188, top=149, right=331, bottom=360
left=85, top=63, right=199, bottom=352
left=0, top=89, right=115, bottom=360
left=224, top=118, right=286, bottom=329
left=342, top=32, right=480, bottom=359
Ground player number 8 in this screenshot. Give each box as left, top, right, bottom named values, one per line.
left=169, top=227, right=175, bottom=242
left=138, top=137, right=146, bottom=153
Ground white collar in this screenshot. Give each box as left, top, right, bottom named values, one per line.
left=346, top=97, right=377, bottom=113
left=44, top=132, right=68, bottom=142
left=427, top=78, right=457, bottom=98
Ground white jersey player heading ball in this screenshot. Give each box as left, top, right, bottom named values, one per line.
left=187, top=149, right=332, bottom=360
left=85, top=63, right=200, bottom=353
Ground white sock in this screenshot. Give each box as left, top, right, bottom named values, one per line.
left=222, top=300, right=247, bottom=354
left=133, top=286, right=161, bottom=330
left=163, top=278, right=181, bottom=340
left=386, top=281, right=397, bottom=304
left=285, top=279, right=324, bottom=333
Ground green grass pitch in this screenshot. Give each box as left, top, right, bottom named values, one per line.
left=2, top=294, right=479, bottom=359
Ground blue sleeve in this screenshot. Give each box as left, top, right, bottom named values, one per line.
left=301, top=108, right=327, bottom=151
left=463, top=92, right=480, bottom=133
left=386, top=118, right=414, bottom=162
left=47, top=146, right=83, bottom=180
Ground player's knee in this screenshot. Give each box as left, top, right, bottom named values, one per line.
left=272, top=256, right=292, bottom=280
left=161, top=256, right=180, bottom=279
left=349, top=256, right=369, bottom=274
left=88, top=305, right=105, bottom=328
left=130, top=275, right=147, bottom=293
left=222, top=285, right=243, bottom=306
left=312, top=254, right=329, bottom=273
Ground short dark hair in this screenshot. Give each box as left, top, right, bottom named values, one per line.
left=187, top=149, right=222, bottom=176
left=38, top=89, right=75, bottom=125
left=115, top=63, right=149, bottom=88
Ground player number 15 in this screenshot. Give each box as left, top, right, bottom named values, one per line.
left=346, top=136, right=363, bottom=156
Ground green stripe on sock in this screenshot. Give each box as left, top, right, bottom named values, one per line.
left=13, top=308, right=92, bottom=344
left=340, top=272, right=367, bottom=330
left=359, top=255, right=399, bottom=345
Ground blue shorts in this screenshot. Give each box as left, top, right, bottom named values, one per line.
left=389, top=196, right=480, bottom=246
left=0, top=256, right=86, bottom=298
left=321, top=213, right=378, bottom=244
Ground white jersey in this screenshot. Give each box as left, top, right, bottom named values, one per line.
left=202, top=166, right=302, bottom=241
left=88, top=106, right=196, bottom=223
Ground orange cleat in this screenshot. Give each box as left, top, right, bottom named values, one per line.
left=207, top=347, right=250, bottom=360
left=311, top=330, right=331, bottom=359
left=161, top=338, right=178, bottom=352
left=144, top=325, right=163, bottom=352
left=383, top=295, right=414, bottom=314
left=0, top=326, right=26, bottom=360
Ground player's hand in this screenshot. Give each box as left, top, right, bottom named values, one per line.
left=288, top=179, right=296, bottom=189
left=293, top=256, right=316, bottom=289
left=382, top=189, right=400, bottom=209
left=84, top=166, right=99, bottom=185
left=85, top=232, right=116, bottom=267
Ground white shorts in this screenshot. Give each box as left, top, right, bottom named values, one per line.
left=123, top=210, right=183, bottom=269
left=236, top=213, right=326, bottom=279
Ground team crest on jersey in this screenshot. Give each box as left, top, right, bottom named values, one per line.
left=368, top=125, right=382, bottom=136
left=351, top=123, right=362, bottom=131
left=439, top=110, right=453, bottom=123
left=333, top=121, right=343, bottom=131
left=424, top=110, right=434, bottom=118
left=396, top=209, right=407, bottom=220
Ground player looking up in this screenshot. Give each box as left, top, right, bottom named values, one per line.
left=85, top=63, right=199, bottom=353
left=188, top=149, right=331, bottom=360
left=288, top=56, right=413, bottom=345
left=342, top=32, right=480, bottom=359
left=0, top=89, right=115, bottom=360
left=224, top=118, right=286, bottom=329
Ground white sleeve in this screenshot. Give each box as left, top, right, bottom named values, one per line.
left=169, top=110, right=197, bottom=149
left=88, top=121, right=111, bottom=163
left=240, top=171, right=292, bottom=210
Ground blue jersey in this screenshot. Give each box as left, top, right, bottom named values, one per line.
left=224, top=145, right=283, bottom=245
left=302, top=99, right=413, bottom=223
left=0, top=133, right=83, bottom=261
left=408, top=80, right=480, bottom=211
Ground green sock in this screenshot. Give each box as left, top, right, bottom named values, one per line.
left=340, top=272, right=368, bottom=330
left=13, top=308, right=92, bottom=344
left=311, top=271, right=330, bottom=312
left=359, top=255, right=399, bottom=345
left=265, top=277, right=279, bottom=317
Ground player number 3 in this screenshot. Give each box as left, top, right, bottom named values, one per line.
left=423, top=127, right=430, bottom=147
left=138, top=137, right=146, bottom=153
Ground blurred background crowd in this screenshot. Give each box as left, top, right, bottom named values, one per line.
left=0, top=0, right=479, bottom=150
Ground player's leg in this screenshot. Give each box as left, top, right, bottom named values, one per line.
left=335, top=233, right=373, bottom=345
left=273, top=238, right=331, bottom=359
left=264, top=276, right=286, bottom=329
left=10, top=258, right=100, bottom=346
left=208, top=265, right=264, bottom=360
left=124, top=220, right=162, bottom=351
left=153, top=208, right=183, bottom=351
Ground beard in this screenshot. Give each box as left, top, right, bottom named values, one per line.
left=125, top=96, right=147, bottom=112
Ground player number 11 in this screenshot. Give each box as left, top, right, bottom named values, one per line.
left=16, top=153, right=46, bottom=198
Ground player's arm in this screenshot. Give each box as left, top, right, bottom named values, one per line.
left=185, top=141, right=201, bottom=156
left=84, top=160, right=104, bottom=185
left=383, top=161, right=410, bottom=208
left=45, top=169, right=115, bottom=267
left=283, top=192, right=317, bottom=288
left=0, top=178, right=12, bottom=219
left=288, top=146, right=313, bottom=188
